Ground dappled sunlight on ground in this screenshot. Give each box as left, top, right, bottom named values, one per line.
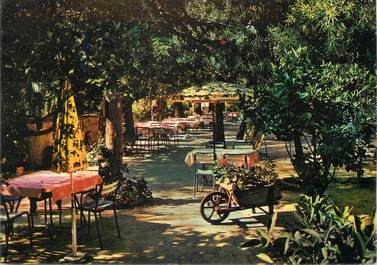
left=272, top=158, right=296, bottom=178
left=1, top=126, right=330, bottom=263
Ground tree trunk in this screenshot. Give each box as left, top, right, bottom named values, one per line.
left=175, top=102, right=185, bottom=117
left=292, top=133, right=304, bottom=179
left=123, top=96, right=135, bottom=145
left=236, top=95, right=246, bottom=140
left=214, top=103, right=225, bottom=142
left=293, top=133, right=326, bottom=195
left=105, top=93, right=123, bottom=176
left=293, top=133, right=304, bottom=161
left=236, top=120, right=246, bottom=140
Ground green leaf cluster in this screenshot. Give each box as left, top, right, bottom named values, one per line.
left=246, top=195, right=377, bottom=264
left=214, top=160, right=278, bottom=190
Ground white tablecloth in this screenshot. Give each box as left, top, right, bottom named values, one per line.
left=185, top=148, right=259, bottom=167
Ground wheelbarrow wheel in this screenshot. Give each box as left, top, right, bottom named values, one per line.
left=200, top=191, right=229, bottom=224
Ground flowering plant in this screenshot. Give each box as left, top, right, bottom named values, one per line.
left=213, top=160, right=278, bottom=190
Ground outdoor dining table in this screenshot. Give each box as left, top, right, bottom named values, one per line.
left=162, top=118, right=201, bottom=129
left=1, top=170, right=102, bottom=237
left=135, top=123, right=179, bottom=143
left=184, top=147, right=260, bottom=168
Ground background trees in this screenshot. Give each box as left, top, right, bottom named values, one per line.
left=1, top=0, right=375, bottom=196
left=248, top=0, right=376, bottom=194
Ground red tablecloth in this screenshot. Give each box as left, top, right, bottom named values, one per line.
left=1, top=170, right=102, bottom=201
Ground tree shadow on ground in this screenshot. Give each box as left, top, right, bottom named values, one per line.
left=4, top=212, right=264, bottom=264
left=128, top=146, right=195, bottom=187
left=151, top=197, right=200, bottom=207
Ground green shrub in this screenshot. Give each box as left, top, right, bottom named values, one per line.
left=244, top=195, right=377, bottom=264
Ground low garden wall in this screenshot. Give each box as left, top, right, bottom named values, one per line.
left=26, top=114, right=99, bottom=169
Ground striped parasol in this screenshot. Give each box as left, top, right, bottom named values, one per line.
left=171, top=82, right=245, bottom=103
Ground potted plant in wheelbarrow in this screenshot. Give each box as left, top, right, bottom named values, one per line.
left=200, top=160, right=281, bottom=224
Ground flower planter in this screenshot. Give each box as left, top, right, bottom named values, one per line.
left=235, top=184, right=281, bottom=207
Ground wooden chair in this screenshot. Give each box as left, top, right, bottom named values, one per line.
left=193, top=152, right=216, bottom=197
left=76, top=180, right=121, bottom=249
left=253, top=131, right=265, bottom=151
left=0, top=194, right=32, bottom=263
left=253, top=131, right=269, bottom=159
left=233, top=124, right=255, bottom=146
left=245, top=125, right=256, bottom=145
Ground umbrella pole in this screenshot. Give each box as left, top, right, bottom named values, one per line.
left=61, top=171, right=86, bottom=262
left=70, top=171, right=77, bottom=255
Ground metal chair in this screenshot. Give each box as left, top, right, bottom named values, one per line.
left=193, top=152, right=216, bottom=197
left=152, top=128, right=170, bottom=151
left=0, top=194, right=32, bottom=263
left=75, top=179, right=121, bottom=249
left=1, top=192, right=23, bottom=238
left=133, top=127, right=153, bottom=153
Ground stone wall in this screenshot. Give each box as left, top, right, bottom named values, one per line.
left=26, top=114, right=99, bottom=169
left=79, top=114, right=100, bottom=146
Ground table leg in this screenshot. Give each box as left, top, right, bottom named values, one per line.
left=29, top=198, right=37, bottom=227
left=56, top=200, right=62, bottom=224
left=44, top=199, right=47, bottom=225
left=48, top=197, right=54, bottom=240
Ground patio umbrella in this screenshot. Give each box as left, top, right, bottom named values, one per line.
left=172, top=82, right=246, bottom=158
left=53, top=80, right=87, bottom=257
left=172, top=81, right=242, bottom=103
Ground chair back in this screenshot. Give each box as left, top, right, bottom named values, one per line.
left=223, top=154, right=248, bottom=168
left=245, top=125, right=255, bottom=145
left=193, top=152, right=216, bottom=168
left=253, top=132, right=265, bottom=151
left=99, top=179, right=120, bottom=198
left=0, top=193, right=11, bottom=221
left=152, top=128, right=168, bottom=137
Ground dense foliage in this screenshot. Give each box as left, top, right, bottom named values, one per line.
left=1, top=0, right=375, bottom=197
left=248, top=0, right=376, bottom=194
left=244, top=195, right=377, bottom=264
